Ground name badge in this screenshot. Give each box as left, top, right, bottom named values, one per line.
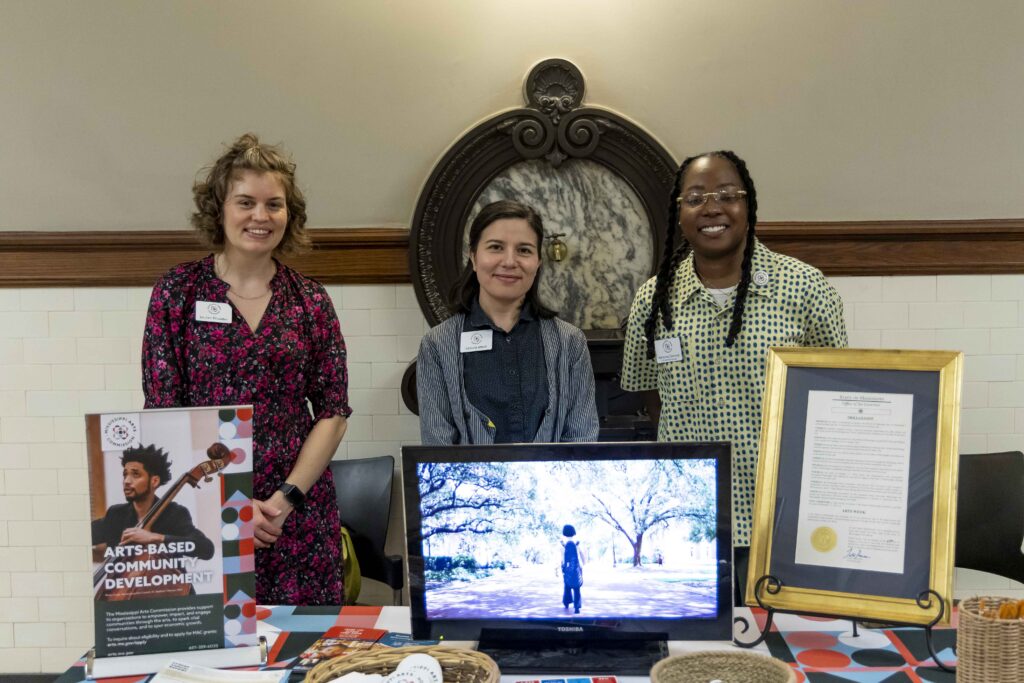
left=195, top=301, right=232, bottom=324
left=654, top=337, right=683, bottom=364
left=460, top=329, right=493, bottom=353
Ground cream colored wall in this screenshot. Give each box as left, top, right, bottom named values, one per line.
left=1, top=0, right=1024, bottom=232
left=2, top=0, right=1024, bottom=675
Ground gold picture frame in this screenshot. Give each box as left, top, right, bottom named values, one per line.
left=747, top=348, right=962, bottom=625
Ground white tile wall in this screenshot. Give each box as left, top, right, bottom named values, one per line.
left=0, top=276, right=1021, bottom=672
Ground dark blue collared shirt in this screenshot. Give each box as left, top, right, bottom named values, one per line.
left=462, top=298, right=548, bottom=443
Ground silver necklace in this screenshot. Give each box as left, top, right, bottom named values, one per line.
left=227, top=287, right=271, bottom=301
left=216, top=255, right=273, bottom=300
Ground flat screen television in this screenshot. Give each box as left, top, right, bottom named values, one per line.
left=401, top=442, right=732, bottom=673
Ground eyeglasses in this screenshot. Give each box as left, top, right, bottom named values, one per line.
left=678, top=190, right=748, bottom=208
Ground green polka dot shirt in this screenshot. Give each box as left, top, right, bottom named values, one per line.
left=621, top=239, right=847, bottom=545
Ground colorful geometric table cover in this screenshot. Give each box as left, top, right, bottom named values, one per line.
left=741, top=609, right=956, bottom=682
left=53, top=605, right=957, bottom=682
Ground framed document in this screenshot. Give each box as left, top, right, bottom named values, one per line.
left=747, top=348, right=962, bottom=625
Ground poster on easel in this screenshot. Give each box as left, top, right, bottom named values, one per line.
left=86, top=406, right=257, bottom=662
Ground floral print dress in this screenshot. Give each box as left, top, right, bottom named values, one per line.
left=142, top=256, right=352, bottom=605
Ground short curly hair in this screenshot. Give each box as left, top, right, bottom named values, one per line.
left=191, top=133, right=311, bottom=256
left=121, top=444, right=173, bottom=487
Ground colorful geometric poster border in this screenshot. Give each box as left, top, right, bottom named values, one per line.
left=218, top=407, right=257, bottom=648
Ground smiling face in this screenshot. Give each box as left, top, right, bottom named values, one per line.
left=221, top=170, right=288, bottom=258
left=122, top=462, right=158, bottom=503
left=470, top=217, right=541, bottom=310
left=678, top=155, right=750, bottom=263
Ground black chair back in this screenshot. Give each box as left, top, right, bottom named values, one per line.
left=956, top=451, right=1024, bottom=584
left=330, top=455, right=405, bottom=604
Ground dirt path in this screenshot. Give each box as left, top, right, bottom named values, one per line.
left=426, top=565, right=716, bottom=619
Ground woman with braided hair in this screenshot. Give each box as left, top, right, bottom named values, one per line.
left=620, top=151, right=846, bottom=603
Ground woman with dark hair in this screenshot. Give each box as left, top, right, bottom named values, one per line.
left=142, top=133, right=351, bottom=605
left=620, top=151, right=846, bottom=601
left=416, top=200, right=599, bottom=445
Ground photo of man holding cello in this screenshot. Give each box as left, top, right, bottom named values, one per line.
left=91, top=443, right=220, bottom=601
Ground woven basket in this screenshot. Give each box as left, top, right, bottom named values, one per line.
left=304, top=645, right=500, bottom=683
left=957, top=597, right=1024, bottom=682
left=650, top=651, right=795, bottom=683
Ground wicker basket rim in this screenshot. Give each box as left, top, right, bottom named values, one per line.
left=961, top=595, right=1024, bottom=621
left=651, top=650, right=795, bottom=682
left=304, top=645, right=500, bottom=683
left=655, top=650, right=788, bottom=660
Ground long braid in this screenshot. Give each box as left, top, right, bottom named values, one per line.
left=711, top=151, right=758, bottom=347
left=644, top=160, right=697, bottom=358
left=726, top=227, right=755, bottom=346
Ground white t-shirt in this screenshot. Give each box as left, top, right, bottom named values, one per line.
left=706, top=284, right=737, bottom=308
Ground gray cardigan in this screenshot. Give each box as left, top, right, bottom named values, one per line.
left=416, top=313, right=600, bottom=445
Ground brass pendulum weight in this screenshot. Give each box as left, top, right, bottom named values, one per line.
left=547, top=233, right=568, bottom=262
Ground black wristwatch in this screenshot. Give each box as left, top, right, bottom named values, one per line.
left=278, top=483, right=306, bottom=508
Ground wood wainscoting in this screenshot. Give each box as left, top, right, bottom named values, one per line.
left=0, top=228, right=410, bottom=287
left=0, top=220, right=1021, bottom=288
left=759, top=220, right=1024, bottom=276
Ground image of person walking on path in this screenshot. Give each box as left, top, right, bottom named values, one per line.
left=418, top=459, right=719, bottom=620
left=560, top=524, right=585, bottom=614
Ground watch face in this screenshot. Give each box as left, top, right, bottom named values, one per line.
left=281, top=484, right=304, bottom=505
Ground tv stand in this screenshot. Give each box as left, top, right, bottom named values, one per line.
left=477, top=628, right=668, bottom=675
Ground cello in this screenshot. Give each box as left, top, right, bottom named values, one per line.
left=93, top=442, right=231, bottom=600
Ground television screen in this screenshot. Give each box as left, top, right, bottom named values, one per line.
left=402, top=442, right=732, bottom=647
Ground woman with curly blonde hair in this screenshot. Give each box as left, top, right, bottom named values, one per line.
left=142, top=133, right=351, bottom=605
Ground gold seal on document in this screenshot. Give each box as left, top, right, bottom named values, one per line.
left=810, top=526, right=837, bottom=552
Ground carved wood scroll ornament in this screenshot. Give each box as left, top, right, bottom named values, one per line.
left=409, top=58, right=678, bottom=326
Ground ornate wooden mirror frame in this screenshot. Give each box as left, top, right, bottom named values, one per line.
left=409, top=58, right=678, bottom=327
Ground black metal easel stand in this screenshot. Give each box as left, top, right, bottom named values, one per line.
left=733, top=576, right=955, bottom=673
